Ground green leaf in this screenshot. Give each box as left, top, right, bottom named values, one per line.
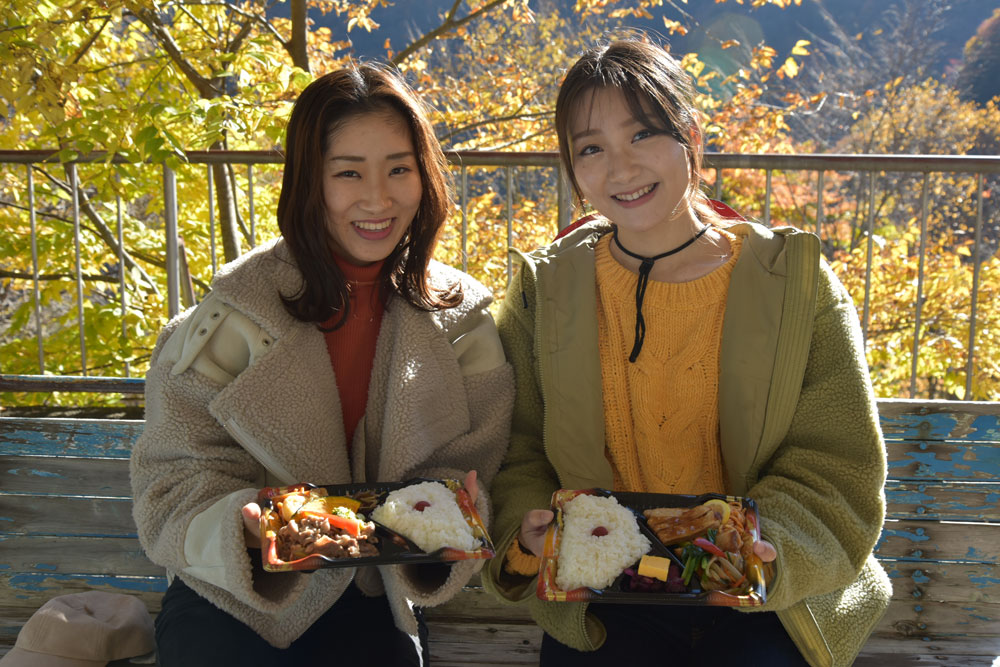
left=134, top=125, right=157, bottom=148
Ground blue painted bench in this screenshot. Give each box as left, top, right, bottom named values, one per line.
left=2, top=376, right=998, bottom=665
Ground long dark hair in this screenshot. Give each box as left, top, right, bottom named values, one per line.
left=555, top=37, right=720, bottom=224
left=277, top=61, right=461, bottom=328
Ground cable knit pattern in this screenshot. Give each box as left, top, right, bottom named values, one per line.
left=130, top=238, right=514, bottom=653
left=596, top=233, right=741, bottom=494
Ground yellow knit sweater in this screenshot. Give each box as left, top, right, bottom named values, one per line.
left=595, top=230, right=742, bottom=495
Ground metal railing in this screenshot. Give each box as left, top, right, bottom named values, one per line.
left=2, top=150, right=998, bottom=399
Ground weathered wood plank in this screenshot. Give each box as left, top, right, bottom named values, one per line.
left=856, top=653, right=999, bottom=666
left=424, top=618, right=543, bottom=646
left=428, top=634, right=542, bottom=666
left=0, top=573, right=165, bottom=611
left=877, top=399, right=1000, bottom=444
left=1, top=456, right=131, bottom=497
left=874, top=598, right=1000, bottom=639
left=861, top=632, right=1000, bottom=658
left=882, top=561, right=999, bottom=603
left=0, top=374, right=144, bottom=395
left=876, top=520, right=1000, bottom=563
left=879, top=409, right=1000, bottom=444
left=0, top=495, right=136, bottom=537
left=427, top=591, right=535, bottom=622
left=0, top=418, right=143, bottom=458
left=887, top=440, right=1000, bottom=482
left=0, top=535, right=163, bottom=577
left=885, top=482, right=1000, bottom=522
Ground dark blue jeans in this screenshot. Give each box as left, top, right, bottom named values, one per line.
left=155, top=576, right=427, bottom=666
left=540, top=603, right=807, bottom=666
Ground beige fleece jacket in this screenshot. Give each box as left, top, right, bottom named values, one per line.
left=130, top=238, right=514, bottom=651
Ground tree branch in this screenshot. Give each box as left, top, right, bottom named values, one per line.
left=216, top=1, right=297, bottom=66
left=438, top=110, right=553, bottom=142
left=0, top=269, right=120, bottom=284
left=71, top=16, right=112, bottom=64
left=226, top=13, right=256, bottom=55
left=0, top=199, right=72, bottom=224
left=391, top=0, right=508, bottom=65
left=175, top=3, right=216, bottom=41
left=128, top=3, right=221, bottom=99
left=480, top=128, right=550, bottom=151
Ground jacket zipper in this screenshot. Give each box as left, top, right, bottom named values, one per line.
left=779, top=603, right=832, bottom=667
left=224, top=418, right=297, bottom=486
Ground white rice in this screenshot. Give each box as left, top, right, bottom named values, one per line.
left=555, top=494, right=651, bottom=591
left=371, top=481, right=477, bottom=553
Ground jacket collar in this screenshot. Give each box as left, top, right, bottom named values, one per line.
left=209, top=238, right=306, bottom=340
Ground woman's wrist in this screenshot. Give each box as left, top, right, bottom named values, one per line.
left=503, top=536, right=541, bottom=577
left=516, top=535, right=536, bottom=556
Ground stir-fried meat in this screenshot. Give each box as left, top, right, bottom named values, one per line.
left=714, top=525, right=743, bottom=553
left=277, top=515, right=378, bottom=561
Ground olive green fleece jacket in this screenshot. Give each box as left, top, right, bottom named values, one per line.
left=483, top=219, right=892, bottom=667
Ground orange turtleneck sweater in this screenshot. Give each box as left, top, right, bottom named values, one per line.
left=321, top=255, right=386, bottom=449
left=595, top=231, right=742, bottom=495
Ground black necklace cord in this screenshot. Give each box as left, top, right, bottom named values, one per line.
left=612, top=224, right=712, bottom=362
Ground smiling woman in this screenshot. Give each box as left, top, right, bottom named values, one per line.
left=484, top=36, right=890, bottom=667
left=129, top=61, right=514, bottom=667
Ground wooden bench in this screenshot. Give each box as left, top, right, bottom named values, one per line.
left=2, top=379, right=998, bottom=665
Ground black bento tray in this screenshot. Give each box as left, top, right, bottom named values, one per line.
left=537, top=488, right=767, bottom=606
left=258, top=478, right=495, bottom=572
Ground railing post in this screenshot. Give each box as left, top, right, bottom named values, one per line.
left=506, top=166, right=514, bottom=283
left=248, top=164, right=256, bottom=248
left=764, top=169, right=772, bottom=225
left=861, top=172, right=876, bottom=345
left=116, top=189, right=130, bottom=377
left=27, top=165, right=44, bottom=374
left=460, top=165, right=468, bottom=273
left=70, top=164, right=87, bottom=376
left=815, top=171, right=824, bottom=238
left=966, top=173, right=985, bottom=399
left=208, top=164, right=217, bottom=275
left=164, top=164, right=180, bottom=318
left=910, top=173, right=929, bottom=398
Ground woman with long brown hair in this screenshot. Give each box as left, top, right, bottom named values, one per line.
left=484, top=37, right=890, bottom=666
left=131, top=62, right=513, bottom=666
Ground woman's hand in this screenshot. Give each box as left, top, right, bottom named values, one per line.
left=518, top=509, right=555, bottom=557
left=241, top=502, right=262, bottom=549
left=463, top=470, right=479, bottom=505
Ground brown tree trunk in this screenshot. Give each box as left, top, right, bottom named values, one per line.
left=211, top=158, right=242, bottom=263
left=289, top=0, right=310, bottom=72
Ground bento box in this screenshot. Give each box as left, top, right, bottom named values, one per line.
left=258, top=478, right=495, bottom=572
left=537, top=488, right=767, bottom=607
